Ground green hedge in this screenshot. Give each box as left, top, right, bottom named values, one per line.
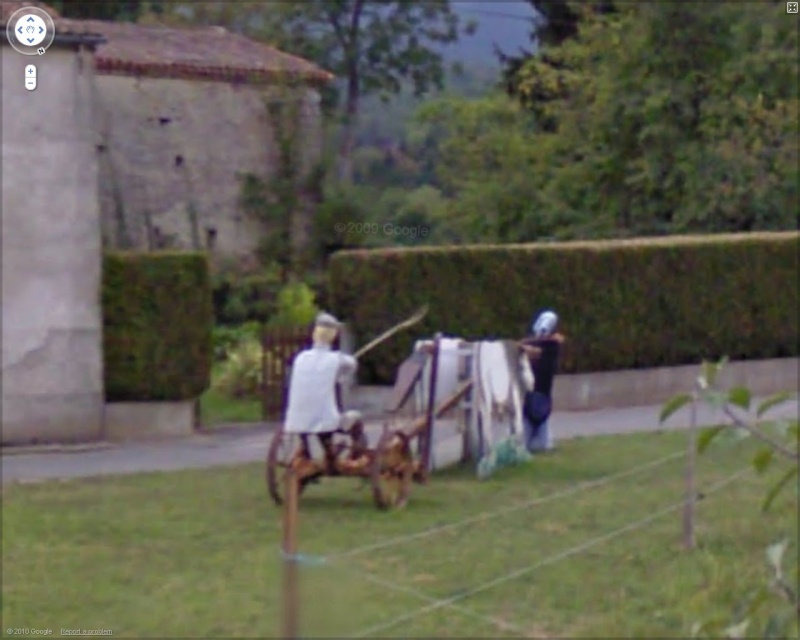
left=103, top=252, right=213, bottom=401
left=328, top=232, right=799, bottom=384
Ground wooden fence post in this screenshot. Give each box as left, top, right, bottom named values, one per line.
left=683, top=397, right=698, bottom=550
left=282, top=464, right=300, bottom=638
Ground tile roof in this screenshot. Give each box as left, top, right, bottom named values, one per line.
left=1, top=1, right=57, bottom=22
left=2, top=2, right=333, bottom=85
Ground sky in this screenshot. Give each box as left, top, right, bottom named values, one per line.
left=448, top=1, right=537, bottom=67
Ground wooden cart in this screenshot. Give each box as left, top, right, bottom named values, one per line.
left=266, top=334, right=472, bottom=509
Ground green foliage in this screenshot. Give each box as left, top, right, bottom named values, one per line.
left=311, top=187, right=369, bottom=260
left=212, top=322, right=261, bottom=363
left=691, top=540, right=799, bottom=639
left=502, top=3, right=799, bottom=238
left=211, top=337, right=262, bottom=401
left=103, top=252, right=213, bottom=401
left=210, top=279, right=316, bottom=403
left=330, top=232, right=799, bottom=383
left=211, top=264, right=283, bottom=326
left=408, top=93, right=542, bottom=243
left=661, top=359, right=799, bottom=639
left=355, top=65, right=498, bottom=149
left=409, top=2, right=800, bottom=242
left=267, top=281, right=319, bottom=329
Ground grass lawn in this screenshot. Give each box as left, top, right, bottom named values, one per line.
left=2, top=430, right=797, bottom=638
left=199, top=387, right=262, bottom=427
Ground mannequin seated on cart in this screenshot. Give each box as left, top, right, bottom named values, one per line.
left=283, top=312, right=368, bottom=477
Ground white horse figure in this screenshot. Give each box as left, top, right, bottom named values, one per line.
left=413, top=337, right=534, bottom=464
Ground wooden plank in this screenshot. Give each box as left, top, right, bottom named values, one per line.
left=417, top=334, right=442, bottom=483
left=385, top=351, right=427, bottom=414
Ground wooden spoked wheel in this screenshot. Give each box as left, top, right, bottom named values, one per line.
left=371, top=430, right=414, bottom=510
left=266, top=429, right=308, bottom=506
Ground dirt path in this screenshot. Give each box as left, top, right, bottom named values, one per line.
left=2, top=398, right=796, bottom=484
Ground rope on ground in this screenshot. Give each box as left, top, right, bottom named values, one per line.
left=327, top=450, right=686, bottom=561
left=349, top=467, right=752, bottom=639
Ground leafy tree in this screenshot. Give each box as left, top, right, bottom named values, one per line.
left=660, top=359, right=799, bottom=638
left=507, top=2, right=799, bottom=236
left=409, top=92, right=545, bottom=243
left=498, top=0, right=617, bottom=105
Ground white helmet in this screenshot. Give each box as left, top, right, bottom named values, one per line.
left=532, top=310, right=558, bottom=337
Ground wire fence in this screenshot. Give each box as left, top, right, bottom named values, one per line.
left=347, top=468, right=751, bottom=638
left=277, top=441, right=762, bottom=638
left=326, top=450, right=685, bottom=562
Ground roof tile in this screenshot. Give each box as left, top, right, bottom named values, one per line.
left=2, top=2, right=333, bottom=85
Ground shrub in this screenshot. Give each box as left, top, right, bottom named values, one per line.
left=211, top=281, right=317, bottom=403
left=103, top=251, right=213, bottom=401
left=212, top=270, right=282, bottom=325
left=328, top=232, right=799, bottom=383
left=212, top=339, right=294, bottom=401
left=267, top=281, right=319, bottom=329
left=212, top=322, right=261, bottom=363
left=212, top=337, right=263, bottom=400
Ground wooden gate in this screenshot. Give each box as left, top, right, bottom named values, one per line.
left=260, top=326, right=310, bottom=419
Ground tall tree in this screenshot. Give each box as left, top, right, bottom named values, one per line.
left=497, top=0, right=616, bottom=103
left=512, top=2, right=799, bottom=236
left=165, top=1, right=472, bottom=184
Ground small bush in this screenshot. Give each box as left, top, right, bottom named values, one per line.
left=212, top=322, right=261, bottom=363
left=103, top=251, right=213, bottom=401
left=212, top=339, right=291, bottom=401
left=212, top=337, right=262, bottom=400
left=267, top=281, right=319, bottom=329
left=212, top=270, right=282, bottom=325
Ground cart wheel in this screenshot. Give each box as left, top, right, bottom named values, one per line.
left=266, top=429, right=308, bottom=506
left=371, top=430, right=413, bottom=510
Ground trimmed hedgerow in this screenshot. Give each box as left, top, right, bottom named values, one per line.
left=328, top=232, right=799, bottom=384
left=103, top=251, right=213, bottom=401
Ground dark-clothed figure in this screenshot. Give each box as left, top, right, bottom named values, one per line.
left=521, top=310, right=565, bottom=452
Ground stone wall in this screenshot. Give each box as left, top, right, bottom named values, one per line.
left=1, top=44, right=105, bottom=444
left=94, top=75, right=323, bottom=261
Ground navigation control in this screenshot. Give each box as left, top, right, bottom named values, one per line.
left=17, top=14, right=47, bottom=46
left=5, top=6, right=55, bottom=56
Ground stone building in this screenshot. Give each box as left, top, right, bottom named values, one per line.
left=2, top=4, right=106, bottom=444
left=67, top=15, right=333, bottom=261
left=1, top=1, right=331, bottom=444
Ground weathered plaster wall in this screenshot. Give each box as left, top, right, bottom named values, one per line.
left=2, top=45, right=104, bottom=444
left=94, top=75, right=323, bottom=260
